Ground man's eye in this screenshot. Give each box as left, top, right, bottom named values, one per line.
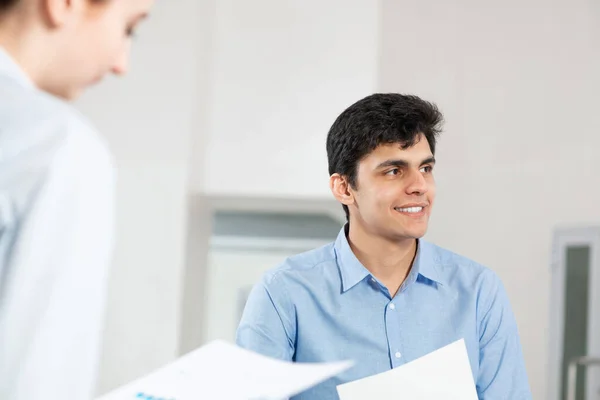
left=420, top=165, right=433, bottom=173
left=385, top=168, right=399, bottom=176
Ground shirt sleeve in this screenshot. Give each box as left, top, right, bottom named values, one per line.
left=476, top=269, right=532, bottom=399
left=236, top=272, right=296, bottom=361
left=0, top=126, right=116, bottom=400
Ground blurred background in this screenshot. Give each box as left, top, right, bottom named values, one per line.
left=75, top=1, right=600, bottom=399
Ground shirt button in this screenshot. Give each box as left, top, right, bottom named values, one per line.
left=395, top=352, right=402, bottom=358
left=389, top=303, right=395, bottom=310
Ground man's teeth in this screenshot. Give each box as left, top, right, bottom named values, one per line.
left=395, top=206, right=423, bottom=213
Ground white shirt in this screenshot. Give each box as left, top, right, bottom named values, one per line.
left=0, top=48, right=115, bottom=399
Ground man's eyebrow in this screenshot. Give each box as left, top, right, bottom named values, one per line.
left=375, top=156, right=435, bottom=169
left=376, top=159, right=408, bottom=169
left=421, top=156, right=436, bottom=165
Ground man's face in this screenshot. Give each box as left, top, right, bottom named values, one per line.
left=347, top=134, right=436, bottom=241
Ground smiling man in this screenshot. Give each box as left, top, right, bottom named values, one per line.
left=236, top=93, right=532, bottom=399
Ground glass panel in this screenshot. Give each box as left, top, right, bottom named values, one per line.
left=561, top=246, right=591, bottom=400
left=212, top=211, right=342, bottom=240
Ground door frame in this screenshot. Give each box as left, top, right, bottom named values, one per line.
left=549, top=227, right=600, bottom=400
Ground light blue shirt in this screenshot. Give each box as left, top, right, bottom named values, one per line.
left=0, top=48, right=115, bottom=400
left=237, top=226, right=532, bottom=399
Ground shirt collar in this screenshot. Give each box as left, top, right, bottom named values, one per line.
left=334, top=225, right=371, bottom=292
left=412, top=239, right=445, bottom=286
left=0, top=47, right=35, bottom=89
left=334, top=225, right=445, bottom=293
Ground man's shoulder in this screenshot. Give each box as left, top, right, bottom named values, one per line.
left=422, top=240, right=502, bottom=288
left=260, top=242, right=337, bottom=286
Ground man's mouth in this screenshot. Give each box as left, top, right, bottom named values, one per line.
left=394, top=206, right=424, bottom=213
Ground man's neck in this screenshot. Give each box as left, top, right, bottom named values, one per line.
left=347, top=223, right=417, bottom=297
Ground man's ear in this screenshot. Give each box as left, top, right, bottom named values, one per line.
left=329, top=173, right=355, bottom=207
left=42, top=0, right=77, bottom=27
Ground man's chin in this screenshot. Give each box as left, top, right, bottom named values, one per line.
left=385, top=231, right=427, bottom=243
left=400, top=226, right=429, bottom=240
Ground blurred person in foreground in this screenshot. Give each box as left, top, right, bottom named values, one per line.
left=237, top=93, right=532, bottom=399
left=0, top=0, right=153, bottom=398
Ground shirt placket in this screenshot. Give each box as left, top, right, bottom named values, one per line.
left=384, top=293, right=406, bottom=369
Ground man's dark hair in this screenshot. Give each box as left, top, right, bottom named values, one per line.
left=326, top=93, right=444, bottom=220
left=0, top=0, right=18, bottom=11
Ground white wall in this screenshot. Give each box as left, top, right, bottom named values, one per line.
left=75, top=0, right=210, bottom=394
left=380, top=1, right=600, bottom=398
left=199, top=0, right=380, bottom=198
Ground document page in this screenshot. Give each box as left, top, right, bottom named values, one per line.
left=336, top=339, right=477, bottom=400
left=97, top=340, right=353, bottom=400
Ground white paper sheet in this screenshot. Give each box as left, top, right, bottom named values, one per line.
left=96, top=340, right=353, bottom=400
left=336, top=339, right=478, bottom=400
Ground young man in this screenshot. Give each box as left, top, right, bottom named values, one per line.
left=0, top=0, right=153, bottom=399
left=236, top=93, right=532, bottom=399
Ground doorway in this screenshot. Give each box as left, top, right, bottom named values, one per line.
left=549, top=227, right=600, bottom=400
